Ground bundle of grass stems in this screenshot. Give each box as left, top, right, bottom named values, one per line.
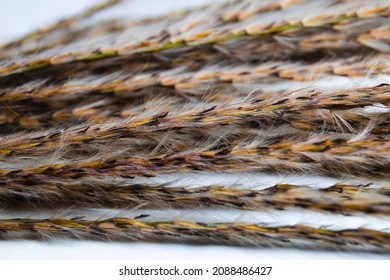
left=1, top=0, right=390, bottom=253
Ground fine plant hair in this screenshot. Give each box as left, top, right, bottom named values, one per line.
left=2, top=83, right=390, bottom=157
left=1, top=0, right=390, bottom=77
left=0, top=217, right=389, bottom=252
left=0, top=180, right=389, bottom=215
left=1, top=0, right=390, bottom=252
left=2, top=52, right=389, bottom=104
left=3, top=132, right=390, bottom=180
